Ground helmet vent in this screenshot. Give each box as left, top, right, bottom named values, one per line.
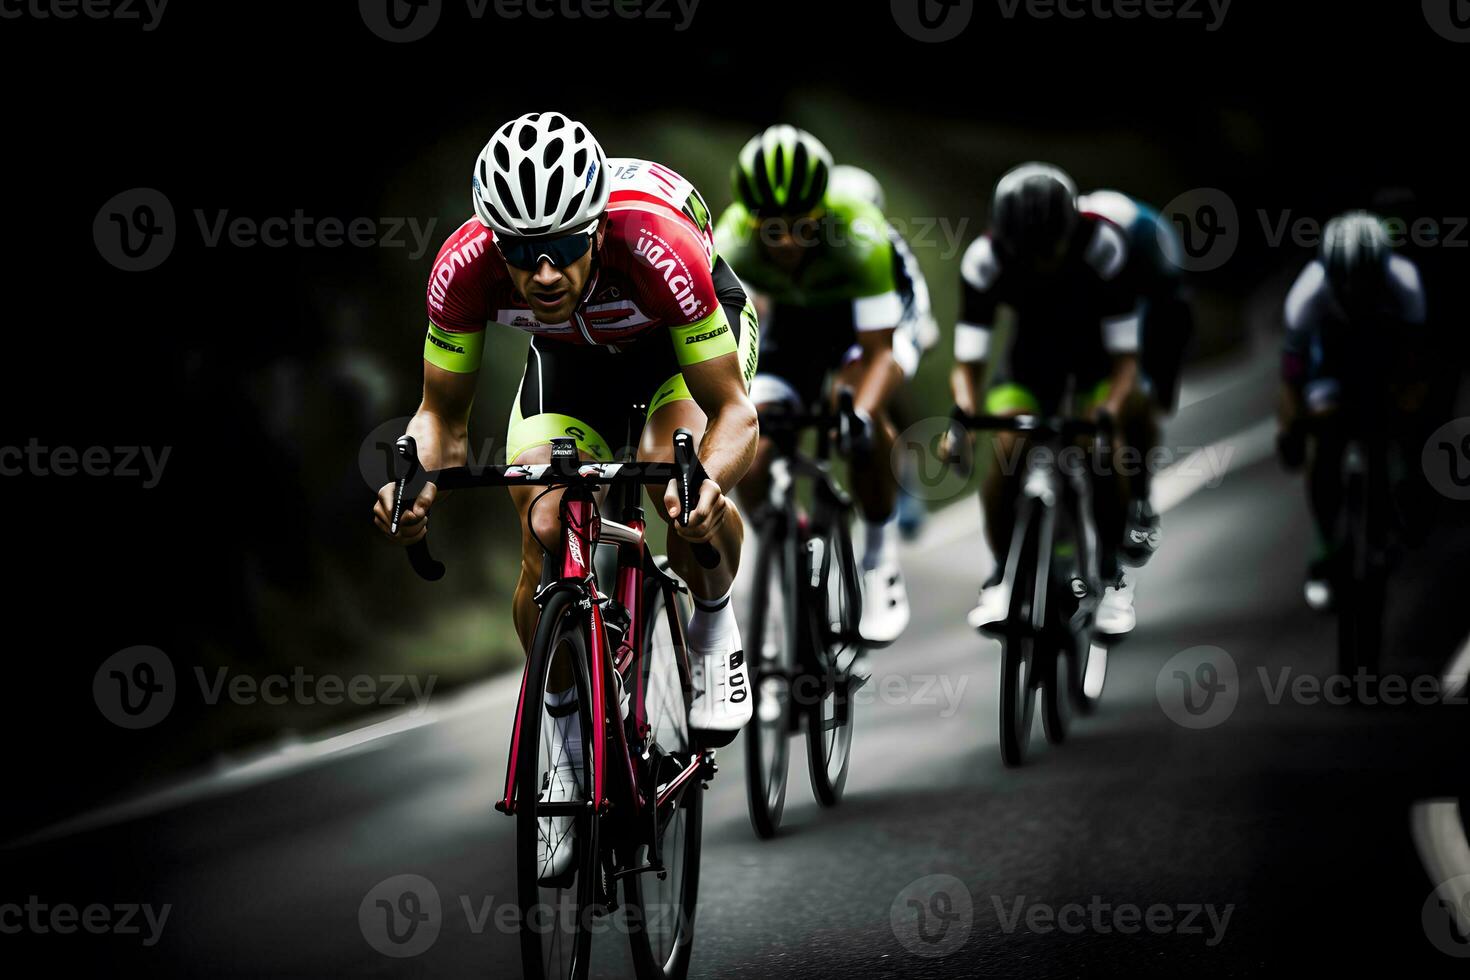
left=495, top=172, right=520, bottom=220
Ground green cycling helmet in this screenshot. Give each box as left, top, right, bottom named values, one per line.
left=732, top=125, right=833, bottom=217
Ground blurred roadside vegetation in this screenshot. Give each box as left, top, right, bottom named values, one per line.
left=182, top=91, right=1260, bottom=764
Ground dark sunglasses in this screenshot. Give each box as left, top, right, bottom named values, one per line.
left=496, top=230, right=594, bottom=271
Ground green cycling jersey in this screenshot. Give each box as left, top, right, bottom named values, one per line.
left=714, top=191, right=900, bottom=311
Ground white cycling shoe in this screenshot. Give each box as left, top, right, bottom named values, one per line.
left=536, top=761, right=582, bottom=884
left=1095, top=577, right=1137, bottom=637
left=689, top=625, right=752, bottom=748
left=860, top=557, right=911, bottom=645
left=967, top=570, right=1008, bottom=631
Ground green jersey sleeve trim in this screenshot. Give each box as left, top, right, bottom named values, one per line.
left=423, top=322, right=485, bottom=373
left=670, top=308, right=737, bottom=367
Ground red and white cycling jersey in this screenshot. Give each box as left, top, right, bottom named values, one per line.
left=424, top=158, right=726, bottom=365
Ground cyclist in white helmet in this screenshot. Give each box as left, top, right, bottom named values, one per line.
left=374, top=111, right=760, bottom=881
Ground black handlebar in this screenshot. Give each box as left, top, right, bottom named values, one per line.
left=758, top=387, right=869, bottom=458
left=391, top=432, right=723, bottom=580
left=949, top=407, right=1113, bottom=439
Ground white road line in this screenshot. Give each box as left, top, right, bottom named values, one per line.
left=9, top=414, right=1279, bottom=851
left=1411, top=798, right=1470, bottom=937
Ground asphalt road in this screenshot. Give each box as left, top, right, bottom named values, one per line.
left=5, top=356, right=1470, bottom=977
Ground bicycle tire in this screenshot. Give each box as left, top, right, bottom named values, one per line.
left=517, top=588, right=600, bottom=980
left=626, top=577, right=703, bottom=980
left=743, top=516, right=796, bottom=839
left=807, top=514, right=858, bottom=806
left=999, top=503, right=1041, bottom=767
left=1041, top=635, right=1071, bottom=745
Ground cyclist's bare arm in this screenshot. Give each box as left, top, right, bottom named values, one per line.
left=661, top=351, right=758, bottom=544
left=950, top=360, right=987, bottom=416
left=849, top=327, right=901, bottom=418
left=373, top=361, right=477, bottom=544
left=1101, top=353, right=1139, bottom=419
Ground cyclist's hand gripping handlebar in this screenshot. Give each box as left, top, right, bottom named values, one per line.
left=672, top=427, right=723, bottom=570
left=392, top=435, right=446, bottom=582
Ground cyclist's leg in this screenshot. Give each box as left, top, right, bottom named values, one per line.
left=505, top=340, right=623, bottom=654
left=979, top=379, right=1040, bottom=559
left=1304, top=378, right=1346, bottom=551
left=735, top=299, right=832, bottom=511
left=639, top=290, right=760, bottom=739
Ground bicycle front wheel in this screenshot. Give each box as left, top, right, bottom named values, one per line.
left=743, top=517, right=795, bottom=838
left=806, top=515, right=859, bottom=806
left=626, top=576, right=703, bottom=980
left=517, top=589, right=600, bottom=980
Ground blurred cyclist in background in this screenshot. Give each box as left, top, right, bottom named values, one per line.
left=1277, top=211, right=1429, bottom=609
left=716, top=126, right=919, bottom=648
left=1078, top=188, right=1194, bottom=558
left=952, top=163, right=1150, bottom=637
left=828, top=163, right=941, bottom=540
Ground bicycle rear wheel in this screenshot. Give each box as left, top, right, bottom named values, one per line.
left=743, top=518, right=795, bottom=838
left=626, top=578, right=703, bottom=980
left=807, top=515, right=859, bottom=806
left=517, top=589, right=600, bottom=980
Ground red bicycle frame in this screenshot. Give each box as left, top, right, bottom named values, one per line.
left=495, top=489, right=697, bottom=818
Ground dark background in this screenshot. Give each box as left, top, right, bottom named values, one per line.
left=2, top=0, right=1466, bottom=840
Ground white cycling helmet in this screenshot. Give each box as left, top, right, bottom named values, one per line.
left=829, top=164, right=886, bottom=211
left=472, top=111, right=609, bottom=238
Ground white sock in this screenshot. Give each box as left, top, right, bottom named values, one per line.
left=545, top=686, right=583, bottom=771
left=687, top=586, right=740, bottom=660
left=863, top=515, right=897, bottom=571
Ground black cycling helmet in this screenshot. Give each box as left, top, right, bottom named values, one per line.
left=990, top=163, right=1079, bottom=264
left=1321, top=211, right=1390, bottom=311
left=732, top=125, right=833, bottom=218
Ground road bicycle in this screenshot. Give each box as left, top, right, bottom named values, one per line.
left=743, top=390, right=868, bottom=837
left=949, top=407, right=1114, bottom=766
left=392, top=425, right=718, bottom=980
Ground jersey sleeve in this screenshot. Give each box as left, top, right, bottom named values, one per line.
left=1084, top=220, right=1143, bottom=355
left=956, top=236, right=1001, bottom=363
left=1281, top=261, right=1325, bottom=385
left=423, top=219, right=494, bottom=373
left=619, top=209, right=737, bottom=369
left=843, top=200, right=903, bottom=332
